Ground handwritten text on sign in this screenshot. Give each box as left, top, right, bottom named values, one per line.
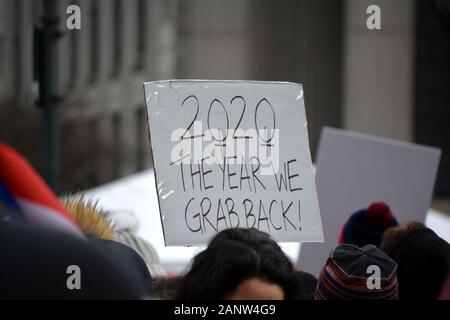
left=144, top=80, right=323, bottom=245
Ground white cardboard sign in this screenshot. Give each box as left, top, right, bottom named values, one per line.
left=299, top=127, right=441, bottom=276
left=143, top=80, right=323, bottom=246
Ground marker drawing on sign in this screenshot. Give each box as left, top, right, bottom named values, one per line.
left=143, top=80, right=323, bottom=245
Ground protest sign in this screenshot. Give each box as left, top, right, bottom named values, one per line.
left=143, top=80, right=323, bottom=245
left=299, top=127, right=441, bottom=276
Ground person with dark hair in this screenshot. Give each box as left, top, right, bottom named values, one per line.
left=175, top=228, right=304, bottom=300
left=379, top=221, right=426, bottom=253
left=296, top=270, right=318, bottom=300
left=152, top=275, right=184, bottom=300
left=380, top=221, right=450, bottom=300
left=338, top=202, right=398, bottom=247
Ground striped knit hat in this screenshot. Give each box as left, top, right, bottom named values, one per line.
left=315, top=244, right=399, bottom=300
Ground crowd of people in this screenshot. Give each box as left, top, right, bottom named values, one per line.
left=1, top=142, right=449, bottom=300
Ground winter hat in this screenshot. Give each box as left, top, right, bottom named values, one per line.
left=116, top=230, right=168, bottom=278
left=107, top=208, right=168, bottom=278
left=338, top=202, right=398, bottom=247
left=0, top=142, right=83, bottom=238
left=386, top=228, right=450, bottom=300
left=91, top=237, right=153, bottom=297
left=314, top=244, right=399, bottom=300
left=0, top=219, right=143, bottom=299
left=63, top=195, right=167, bottom=278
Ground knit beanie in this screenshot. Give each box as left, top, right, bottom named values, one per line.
left=315, top=244, right=399, bottom=300
left=338, top=202, right=398, bottom=247
left=386, top=228, right=450, bottom=300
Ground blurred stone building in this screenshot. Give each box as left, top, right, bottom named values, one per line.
left=0, top=0, right=178, bottom=191
left=0, top=0, right=449, bottom=194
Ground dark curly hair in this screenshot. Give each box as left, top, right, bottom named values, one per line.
left=175, top=228, right=304, bottom=300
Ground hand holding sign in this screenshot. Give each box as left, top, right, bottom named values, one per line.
left=143, top=80, right=323, bottom=246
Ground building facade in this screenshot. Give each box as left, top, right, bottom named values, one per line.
left=0, top=0, right=448, bottom=194
left=0, top=0, right=178, bottom=191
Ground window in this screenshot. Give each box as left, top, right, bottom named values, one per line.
left=135, top=0, right=147, bottom=71
left=69, top=18, right=79, bottom=86
left=112, top=112, right=122, bottom=178
left=111, top=0, right=122, bottom=77
left=135, top=105, right=149, bottom=170
left=89, top=1, right=100, bottom=82
left=67, top=0, right=80, bottom=87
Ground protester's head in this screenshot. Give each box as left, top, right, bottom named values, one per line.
left=175, top=228, right=303, bottom=300
left=297, top=270, right=318, bottom=300
left=153, top=276, right=184, bottom=300
left=338, top=202, right=398, bottom=247
left=315, top=244, right=399, bottom=300
left=62, top=196, right=154, bottom=297
left=0, top=219, right=144, bottom=299
left=379, top=221, right=426, bottom=253
left=0, top=143, right=151, bottom=298
left=380, top=222, right=450, bottom=299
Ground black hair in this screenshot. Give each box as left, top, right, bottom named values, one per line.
left=175, top=228, right=304, bottom=300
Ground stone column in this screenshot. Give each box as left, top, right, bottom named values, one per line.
left=343, top=0, right=415, bottom=141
